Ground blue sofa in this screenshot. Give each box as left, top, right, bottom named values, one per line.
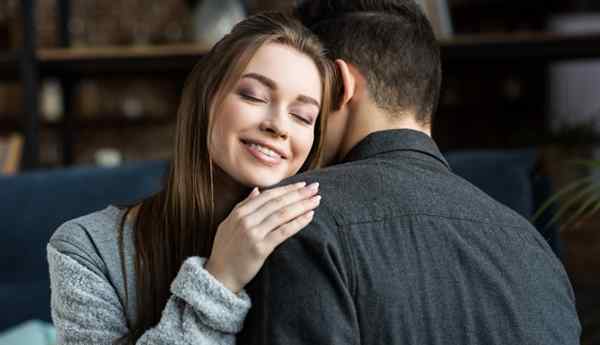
left=0, top=150, right=558, bottom=331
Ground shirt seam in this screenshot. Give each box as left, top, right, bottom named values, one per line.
left=337, top=212, right=531, bottom=230
left=336, top=224, right=361, bottom=345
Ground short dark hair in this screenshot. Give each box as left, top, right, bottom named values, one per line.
left=295, top=0, right=442, bottom=125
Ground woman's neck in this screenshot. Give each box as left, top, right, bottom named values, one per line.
left=212, top=167, right=248, bottom=224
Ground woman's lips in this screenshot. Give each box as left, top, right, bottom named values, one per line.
left=242, top=141, right=283, bottom=166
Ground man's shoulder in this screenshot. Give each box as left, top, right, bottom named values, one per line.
left=282, top=159, right=533, bottom=230
left=276, top=162, right=391, bottom=233
left=282, top=162, right=376, bottom=201
left=281, top=162, right=359, bottom=185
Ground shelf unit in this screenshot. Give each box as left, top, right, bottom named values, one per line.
left=5, top=1, right=600, bottom=169
left=1, top=114, right=173, bottom=130
left=29, top=32, right=600, bottom=77
left=38, top=44, right=210, bottom=77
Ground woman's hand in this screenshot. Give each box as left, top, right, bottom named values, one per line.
left=205, top=181, right=320, bottom=294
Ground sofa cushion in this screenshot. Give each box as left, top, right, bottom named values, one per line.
left=0, top=160, right=168, bottom=284
left=445, top=149, right=537, bottom=219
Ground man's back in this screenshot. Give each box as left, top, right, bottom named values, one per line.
left=240, top=130, right=580, bottom=345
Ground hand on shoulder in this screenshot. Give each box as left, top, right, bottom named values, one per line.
left=205, top=181, right=320, bottom=293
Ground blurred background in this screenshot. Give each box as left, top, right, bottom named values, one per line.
left=1, top=0, right=600, bottom=343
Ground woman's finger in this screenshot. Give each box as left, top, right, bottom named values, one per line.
left=264, top=211, right=315, bottom=251
left=236, top=181, right=307, bottom=216
left=234, top=187, right=261, bottom=210
left=243, top=182, right=319, bottom=226
left=253, top=195, right=320, bottom=237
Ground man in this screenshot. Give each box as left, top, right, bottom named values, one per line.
left=239, top=1, right=581, bottom=344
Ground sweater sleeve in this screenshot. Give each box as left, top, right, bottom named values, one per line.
left=47, top=223, right=251, bottom=345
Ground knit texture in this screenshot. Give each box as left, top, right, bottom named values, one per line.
left=47, top=206, right=251, bottom=344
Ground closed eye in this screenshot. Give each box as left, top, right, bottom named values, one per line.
left=291, top=113, right=313, bottom=125
left=239, top=92, right=267, bottom=103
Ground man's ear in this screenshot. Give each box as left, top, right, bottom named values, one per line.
left=335, top=59, right=357, bottom=108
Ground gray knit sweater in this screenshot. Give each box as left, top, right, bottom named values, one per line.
left=47, top=205, right=251, bottom=345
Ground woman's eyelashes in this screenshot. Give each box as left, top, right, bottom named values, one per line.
left=290, top=112, right=314, bottom=125
left=238, top=89, right=268, bottom=103
left=236, top=87, right=316, bottom=125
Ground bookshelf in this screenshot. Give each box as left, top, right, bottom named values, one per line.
left=25, top=32, right=600, bottom=77
left=5, top=1, right=600, bottom=169
left=29, top=32, right=600, bottom=77
left=6, top=34, right=600, bottom=168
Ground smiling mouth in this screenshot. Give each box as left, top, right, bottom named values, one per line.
left=241, top=139, right=286, bottom=165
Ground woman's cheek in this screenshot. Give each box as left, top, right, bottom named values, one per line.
left=300, top=130, right=316, bottom=160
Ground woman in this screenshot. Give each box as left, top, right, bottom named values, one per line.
left=47, top=12, right=338, bottom=345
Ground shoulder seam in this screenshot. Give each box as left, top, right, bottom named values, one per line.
left=50, top=222, right=108, bottom=275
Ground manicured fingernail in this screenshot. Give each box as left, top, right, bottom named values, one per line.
left=313, top=195, right=322, bottom=204
left=296, top=182, right=307, bottom=187
left=306, top=211, right=315, bottom=218
left=307, top=182, right=319, bottom=191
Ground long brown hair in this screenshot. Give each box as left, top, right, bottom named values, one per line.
left=117, top=12, right=338, bottom=344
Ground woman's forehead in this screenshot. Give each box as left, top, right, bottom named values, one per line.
left=240, top=42, right=323, bottom=101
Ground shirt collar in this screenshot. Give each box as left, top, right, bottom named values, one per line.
left=340, top=129, right=450, bottom=169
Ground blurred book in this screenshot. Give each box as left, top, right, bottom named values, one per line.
left=0, top=132, right=24, bottom=175
left=416, top=0, right=453, bottom=39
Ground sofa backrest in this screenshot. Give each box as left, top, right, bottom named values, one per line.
left=0, top=160, right=169, bottom=283
left=0, top=160, right=168, bottom=330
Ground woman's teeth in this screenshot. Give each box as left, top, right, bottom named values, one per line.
left=248, top=143, right=280, bottom=158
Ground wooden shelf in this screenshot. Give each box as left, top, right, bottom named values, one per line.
left=71, top=115, right=174, bottom=129
left=24, top=33, right=600, bottom=78
left=38, top=44, right=210, bottom=77
left=0, top=51, right=21, bottom=80
left=1, top=114, right=174, bottom=131
left=441, top=32, right=600, bottom=63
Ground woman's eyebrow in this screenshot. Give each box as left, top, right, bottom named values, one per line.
left=241, top=73, right=277, bottom=90
left=242, top=73, right=320, bottom=107
left=297, top=95, right=320, bottom=108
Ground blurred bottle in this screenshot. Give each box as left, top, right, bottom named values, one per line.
left=95, top=148, right=122, bottom=167
left=41, top=79, right=64, bottom=122
left=548, top=14, right=600, bottom=134
left=190, top=0, right=245, bottom=48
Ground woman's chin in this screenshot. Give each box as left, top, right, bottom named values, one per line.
left=242, top=174, right=287, bottom=189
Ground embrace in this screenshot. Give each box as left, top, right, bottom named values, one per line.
left=48, top=1, right=580, bottom=344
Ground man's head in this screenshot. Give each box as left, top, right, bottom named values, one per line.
left=295, top=0, right=442, bottom=163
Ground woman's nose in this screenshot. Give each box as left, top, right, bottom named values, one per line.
left=260, top=108, right=289, bottom=139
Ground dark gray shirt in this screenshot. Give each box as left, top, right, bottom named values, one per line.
left=239, top=129, right=580, bottom=345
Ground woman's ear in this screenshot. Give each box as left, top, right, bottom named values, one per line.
left=335, top=59, right=356, bottom=108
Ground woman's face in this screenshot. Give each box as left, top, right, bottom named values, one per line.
left=210, top=42, right=323, bottom=188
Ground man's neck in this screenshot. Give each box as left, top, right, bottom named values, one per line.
left=337, top=102, right=431, bottom=161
